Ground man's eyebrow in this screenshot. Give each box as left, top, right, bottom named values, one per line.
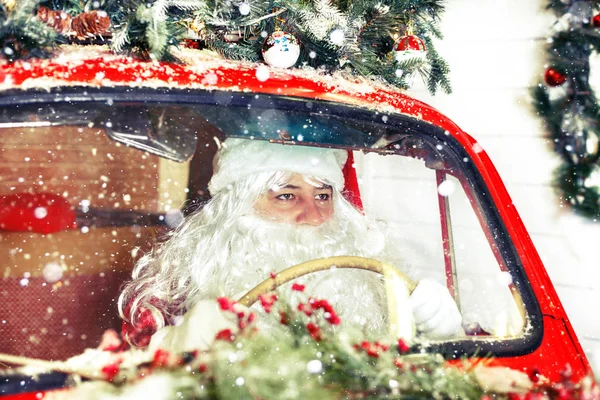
left=270, top=184, right=332, bottom=191
left=271, top=184, right=301, bottom=191
left=315, top=184, right=333, bottom=190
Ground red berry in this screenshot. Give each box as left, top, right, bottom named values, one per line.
left=215, top=329, right=235, bottom=342
left=326, top=312, right=341, bottom=325
left=528, top=367, right=541, bottom=384
left=279, top=311, right=289, bottom=325
left=101, top=362, right=120, bottom=381
left=306, top=323, right=322, bottom=341
left=258, top=293, right=278, bottom=313
left=397, top=339, right=410, bottom=353
left=291, top=283, right=305, bottom=291
left=152, top=349, right=171, bottom=368
left=366, top=348, right=379, bottom=358
left=217, top=297, right=234, bottom=311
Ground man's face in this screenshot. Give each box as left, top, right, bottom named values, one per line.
left=253, top=173, right=334, bottom=226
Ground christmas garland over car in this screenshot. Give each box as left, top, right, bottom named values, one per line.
left=0, top=0, right=450, bottom=95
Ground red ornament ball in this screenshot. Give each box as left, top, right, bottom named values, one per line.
left=544, top=68, right=567, bottom=87
left=593, top=14, right=600, bottom=28
left=394, top=35, right=426, bottom=63
left=395, top=35, right=426, bottom=52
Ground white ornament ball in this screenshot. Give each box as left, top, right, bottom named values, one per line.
left=262, top=31, right=300, bottom=69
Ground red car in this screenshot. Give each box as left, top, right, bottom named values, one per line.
left=0, top=45, right=592, bottom=397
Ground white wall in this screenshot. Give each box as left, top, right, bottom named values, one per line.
left=362, top=0, right=600, bottom=376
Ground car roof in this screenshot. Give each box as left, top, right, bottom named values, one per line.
left=0, top=45, right=463, bottom=135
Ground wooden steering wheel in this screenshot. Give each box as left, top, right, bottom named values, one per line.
left=238, top=256, right=418, bottom=341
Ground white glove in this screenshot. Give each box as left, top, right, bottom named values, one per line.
left=409, top=279, right=464, bottom=340
left=148, top=299, right=240, bottom=354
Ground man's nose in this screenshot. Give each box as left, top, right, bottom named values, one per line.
left=296, top=199, right=326, bottom=226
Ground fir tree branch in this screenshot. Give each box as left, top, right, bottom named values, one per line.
left=205, top=37, right=261, bottom=61
left=10, top=0, right=453, bottom=96
left=532, top=0, right=600, bottom=220
left=296, top=0, right=348, bottom=41
left=1, top=0, right=58, bottom=61
left=168, top=0, right=208, bottom=11
left=238, top=7, right=287, bottom=27
left=110, top=21, right=130, bottom=52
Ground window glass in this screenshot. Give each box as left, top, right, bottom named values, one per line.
left=0, top=125, right=188, bottom=360
left=358, top=151, right=526, bottom=339
left=446, top=174, right=525, bottom=337
left=0, top=98, right=538, bottom=366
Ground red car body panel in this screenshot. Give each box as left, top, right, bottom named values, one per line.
left=0, top=47, right=592, bottom=389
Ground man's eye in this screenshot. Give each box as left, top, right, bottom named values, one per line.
left=276, top=193, right=294, bottom=201
left=316, top=193, right=330, bottom=201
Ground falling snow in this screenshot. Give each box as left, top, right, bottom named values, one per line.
left=437, top=180, right=456, bottom=197
left=306, top=359, right=323, bottom=374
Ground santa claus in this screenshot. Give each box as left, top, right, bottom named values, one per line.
left=119, top=138, right=463, bottom=352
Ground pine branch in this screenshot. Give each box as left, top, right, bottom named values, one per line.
left=39, top=0, right=84, bottom=15
left=1, top=0, right=59, bottom=61
left=416, top=16, right=443, bottom=40
left=427, top=54, right=452, bottom=94
left=423, top=38, right=451, bottom=94
left=395, top=56, right=428, bottom=73
left=107, top=0, right=199, bottom=61
left=110, top=21, right=130, bottom=52
left=8, top=0, right=453, bottom=95
left=205, top=38, right=261, bottom=61
left=531, top=0, right=600, bottom=221
left=395, top=0, right=446, bottom=20
left=555, top=163, right=600, bottom=220
left=168, top=0, right=208, bottom=11
left=295, top=0, right=348, bottom=41
left=146, top=6, right=170, bottom=60
left=355, top=3, right=396, bottom=42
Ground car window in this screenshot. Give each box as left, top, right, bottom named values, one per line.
left=0, top=93, right=541, bottom=363
left=358, top=152, right=525, bottom=338
left=0, top=125, right=187, bottom=360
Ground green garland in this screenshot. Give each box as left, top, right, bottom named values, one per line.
left=61, top=290, right=598, bottom=399
left=0, top=0, right=59, bottom=61
left=533, top=0, right=600, bottom=221
left=1, top=0, right=451, bottom=95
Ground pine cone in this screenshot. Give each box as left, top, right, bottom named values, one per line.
left=71, top=10, right=111, bottom=40
left=37, top=6, right=72, bottom=35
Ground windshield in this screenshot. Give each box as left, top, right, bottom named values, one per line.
left=0, top=91, right=541, bottom=366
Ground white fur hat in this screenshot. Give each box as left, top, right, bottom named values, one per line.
left=208, top=138, right=348, bottom=195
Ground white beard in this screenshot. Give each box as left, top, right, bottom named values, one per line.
left=191, top=211, right=403, bottom=335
